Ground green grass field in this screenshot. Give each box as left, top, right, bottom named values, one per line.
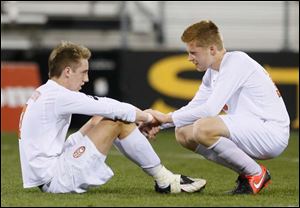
left=1, top=130, right=299, bottom=207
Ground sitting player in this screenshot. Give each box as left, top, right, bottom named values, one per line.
left=18, top=41, right=206, bottom=194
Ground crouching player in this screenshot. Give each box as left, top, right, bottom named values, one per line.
left=144, top=20, right=290, bottom=195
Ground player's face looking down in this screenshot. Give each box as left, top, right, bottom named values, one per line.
left=186, top=41, right=217, bottom=72
left=66, top=59, right=89, bottom=91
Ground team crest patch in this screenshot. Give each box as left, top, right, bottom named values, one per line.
left=73, top=146, right=86, bottom=158
left=222, top=104, right=229, bottom=111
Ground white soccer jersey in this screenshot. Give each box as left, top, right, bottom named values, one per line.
left=19, top=80, right=136, bottom=188
left=172, top=51, right=290, bottom=128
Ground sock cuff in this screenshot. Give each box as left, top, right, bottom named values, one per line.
left=120, top=127, right=140, bottom=141
left=144, top=164, right=163, bottom=176
left=207, top=136, right=227, bottom=150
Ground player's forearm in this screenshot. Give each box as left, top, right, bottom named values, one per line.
left=162, top=113, right=173, bottom=123
left=145, top=109, right=173, bottom=124
left=135, top=108, right=153, bottom=123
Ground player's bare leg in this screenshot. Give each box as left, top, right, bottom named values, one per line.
left=85, top=118, right=133, bottom=155
left=192, top=116, right=261, bottom=175
left=175, top=124, right=198, bottom=151
left=191, top=116, right=271, bottom=194
left=80, top=116, right=206, bottom=193
left=175, top=123, right=240, bottom=173
left=79, top=116, right=103, bottom=136
left=192, top=117, right=229, bottom=147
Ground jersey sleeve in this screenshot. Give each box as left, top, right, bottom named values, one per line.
left=55, top=91, right=136, bottom=122
left=172, top=52, right=254, bottom=127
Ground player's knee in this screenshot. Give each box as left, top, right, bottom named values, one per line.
left=175, top=127, right=188, bottom=146
left=192, top=119, right=212, bottom=145
left=100, top=118, right=123, bottom=129
left=118, top=122, right=137, bottom=138
left=175, top=127, right=199, bottom=151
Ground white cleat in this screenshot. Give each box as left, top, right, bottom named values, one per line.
left=155, top=174, right=206, bottom=194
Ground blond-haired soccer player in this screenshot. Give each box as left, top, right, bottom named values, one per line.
left=18, top=41, right=206, bottom=194
left=146, top=20, right=290, bottom=194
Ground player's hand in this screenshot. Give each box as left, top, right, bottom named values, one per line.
left=148, top=126, right=160, bottom=140
left=139, top=124, right=160, bottom=140
left=145, top=109, right=171, bottom=124
left=138, top=110, right=160, bottom=140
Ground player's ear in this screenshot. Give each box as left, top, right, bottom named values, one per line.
left=210, top=45, right=217, bottom=56
left=64, top=66, right=72, bottom=78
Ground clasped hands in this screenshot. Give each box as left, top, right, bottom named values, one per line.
left=139, top=109, right=170, bottom=140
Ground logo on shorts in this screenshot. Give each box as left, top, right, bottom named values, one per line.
left=73, top=146, right=86, bottom=158
left=222, top=104, right=228, bottom=111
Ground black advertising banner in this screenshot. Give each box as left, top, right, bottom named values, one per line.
left=1, top=49, right=299, bottom=130
left=120, top=51, right=299, bottom=129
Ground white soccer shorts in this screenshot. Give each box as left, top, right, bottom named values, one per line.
left=40, top=131, right=114, bottom=193
left=219, top=115, right=289, bottom=160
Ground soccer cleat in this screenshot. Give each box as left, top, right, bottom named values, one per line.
left=231, top=164, right=271, bottom=194
left=230, top=174, right=252, bottom=194
left=155, top=174, right=206, bottom=194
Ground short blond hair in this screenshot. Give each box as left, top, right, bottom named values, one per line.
left=181, top=20, right=224, bottom=50
left=48, top=41, right=91, bottom=78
